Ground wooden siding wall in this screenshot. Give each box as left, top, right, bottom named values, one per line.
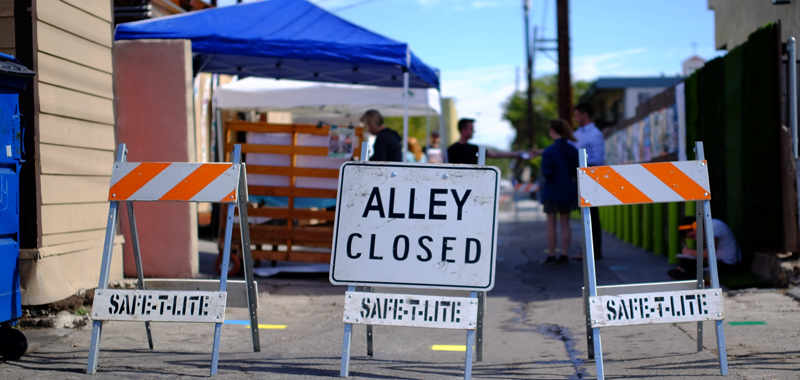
left=34, top=0, right=115, bottom=247
left=0, top=0, right=13, bottom=56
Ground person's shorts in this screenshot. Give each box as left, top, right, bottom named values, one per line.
left=543, top=201, right=577, bottom=215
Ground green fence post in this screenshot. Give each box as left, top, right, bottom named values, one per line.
left=643, top=203, right=653, bottom=251
left=616, top=205, right=623, bottom=239
left=624, top=205, right=632, bottom=244
left=684, top=202, right=696, bottom=249
left=632, top=204, right=642, bottom=247
left=668, top=203, right=679, bottom=264
left=653, top=203, right=664, bottom=255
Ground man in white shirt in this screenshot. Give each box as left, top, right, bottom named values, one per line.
left=570, top=103, right=604, bottom=260
left=668, top=217, right=742, bottom=280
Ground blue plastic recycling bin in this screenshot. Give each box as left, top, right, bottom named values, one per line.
left=0, top=52, right=35, bottom=361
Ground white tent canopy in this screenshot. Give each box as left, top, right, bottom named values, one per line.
left=216, top=77, right=441, bottom=125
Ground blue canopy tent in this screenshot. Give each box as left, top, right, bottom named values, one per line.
left=115, top=0, right=446, bottom=162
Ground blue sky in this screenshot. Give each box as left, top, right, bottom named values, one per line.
left=217, top=0, right=723, bottom=150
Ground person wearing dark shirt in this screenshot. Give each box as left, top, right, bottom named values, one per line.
left=447, top=118, right=521, bottom=164
left=361, top=110, right=402, bottom=162
left=539, top=119, right=579, bottom=265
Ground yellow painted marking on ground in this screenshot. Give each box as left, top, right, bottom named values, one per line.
left=542, top=248, right=562, bottom=253
left=257, top=324, right=287, bottom=329
left=431, top=345, right=466, bottom=352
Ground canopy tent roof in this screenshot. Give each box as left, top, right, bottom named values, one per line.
left=115, top=0, right=439, bottom=89
left=216, top=78, right=439, bottom=125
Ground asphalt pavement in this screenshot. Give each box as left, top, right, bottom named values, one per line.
left=2, top=198, right=799, bottom=379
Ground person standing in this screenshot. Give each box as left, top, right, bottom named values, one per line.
left=448, top=118, right=521, bottom=164
left=361, top=110, right=402, bottom=162
left=540, top=119, right=579, bottom=265
left=571, top=102, right=604, bottom=260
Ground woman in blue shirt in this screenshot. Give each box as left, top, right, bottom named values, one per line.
left=540, top=119, right=579, bottom=265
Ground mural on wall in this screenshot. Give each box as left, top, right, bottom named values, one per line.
left=604, top=106, right=680, bottom=165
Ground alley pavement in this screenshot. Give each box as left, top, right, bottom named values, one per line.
left=2, top=198, right=800, bottom=379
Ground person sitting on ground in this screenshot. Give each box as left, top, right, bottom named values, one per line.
left=667, top=217, right=742, bottom=280
left=447, top=118, right=522, bottom=164
left=361, top=110, right=402, bottom=162
left=539, top=119, right=579, bottom=266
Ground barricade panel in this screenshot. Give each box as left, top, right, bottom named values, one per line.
left=93, top=289, right=227, bottom=323
left=589, top=289, right=724, bottom=328
left=578, top=161, right=710, bottom=207
left=343, top=291, right=479, bottom=330
left=109, top=162, right=239, bottom=202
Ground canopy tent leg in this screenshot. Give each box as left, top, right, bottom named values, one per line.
left=438, top=94, right=447, bottom=162
left=425, top=100, right=430, bottom=149
left=402, top=48, right=410, bottom=163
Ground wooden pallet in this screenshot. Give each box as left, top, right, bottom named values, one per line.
left=220, top=117, right=363, bottom=264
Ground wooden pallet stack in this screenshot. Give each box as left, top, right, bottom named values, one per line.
left=221, top=117, right=363, bottom=266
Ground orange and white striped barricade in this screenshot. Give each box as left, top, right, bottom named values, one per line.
left=86, top=144, right=260, bottom=376
left=577, top=141, right=727, bottom=379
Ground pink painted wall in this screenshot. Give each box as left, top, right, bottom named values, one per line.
left=113, top=39, right=198, bottom=278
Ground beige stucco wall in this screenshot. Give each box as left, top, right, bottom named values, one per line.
left=709, top=0, right=800, bottom=50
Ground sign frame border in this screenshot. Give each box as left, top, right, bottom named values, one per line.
left=329, top=162, right=500, bottom=291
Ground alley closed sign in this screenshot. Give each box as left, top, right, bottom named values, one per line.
left=329, top=162, right=500, bottom=290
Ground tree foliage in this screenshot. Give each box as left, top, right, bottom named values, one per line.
left=502, top=74, right=590, bottom=150
left=501, top=74, right=590, bottom=180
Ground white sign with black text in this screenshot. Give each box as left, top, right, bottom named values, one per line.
left=589, top=289, right=724, bottom=328
left=93, top=289, right=227, bottom=323
left=330, top=162, right=500, bottom=291
left=343, top=291, right=479, bottom=329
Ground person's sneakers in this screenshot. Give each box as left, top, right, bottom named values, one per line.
left=556, top=255, right=569, bottom=265
left=541, top=256, right=558, bottom=266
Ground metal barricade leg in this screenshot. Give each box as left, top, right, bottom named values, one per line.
left=87, top=201, right=120, bottom=374
left=476, top=291, right=484, bottom=362
left=578, top=150, right=604, bottom=379
left=702, top=200, right=729, bottom=375
left=583, top=254, right=594, bottom=359
left=126, top=202, right=154, bottom=350
left=365, top=286, right=373, bottom=357
left=237, top=165, right=261, bottom=352
left=87, top=144, right=127, bottom=375
left=695, top=199, right=704, bottom=352
left=696, top=142, right=728, bottom=375
left=211, top=202, right=236, bottom=376
left=464, top=291, right=477, bottom=380
left=341, top=285, right=355, bottom=377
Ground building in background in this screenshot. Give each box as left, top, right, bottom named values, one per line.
left=578, top=76, right=684, bottom=130
left=708, top=0, right=800, bottom=50
left=683, top=55, right=706, bottom=76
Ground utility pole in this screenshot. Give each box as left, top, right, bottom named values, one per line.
left=523, top=0, right=535, bottom=148
left=556, top=0, right=572, bottom=122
